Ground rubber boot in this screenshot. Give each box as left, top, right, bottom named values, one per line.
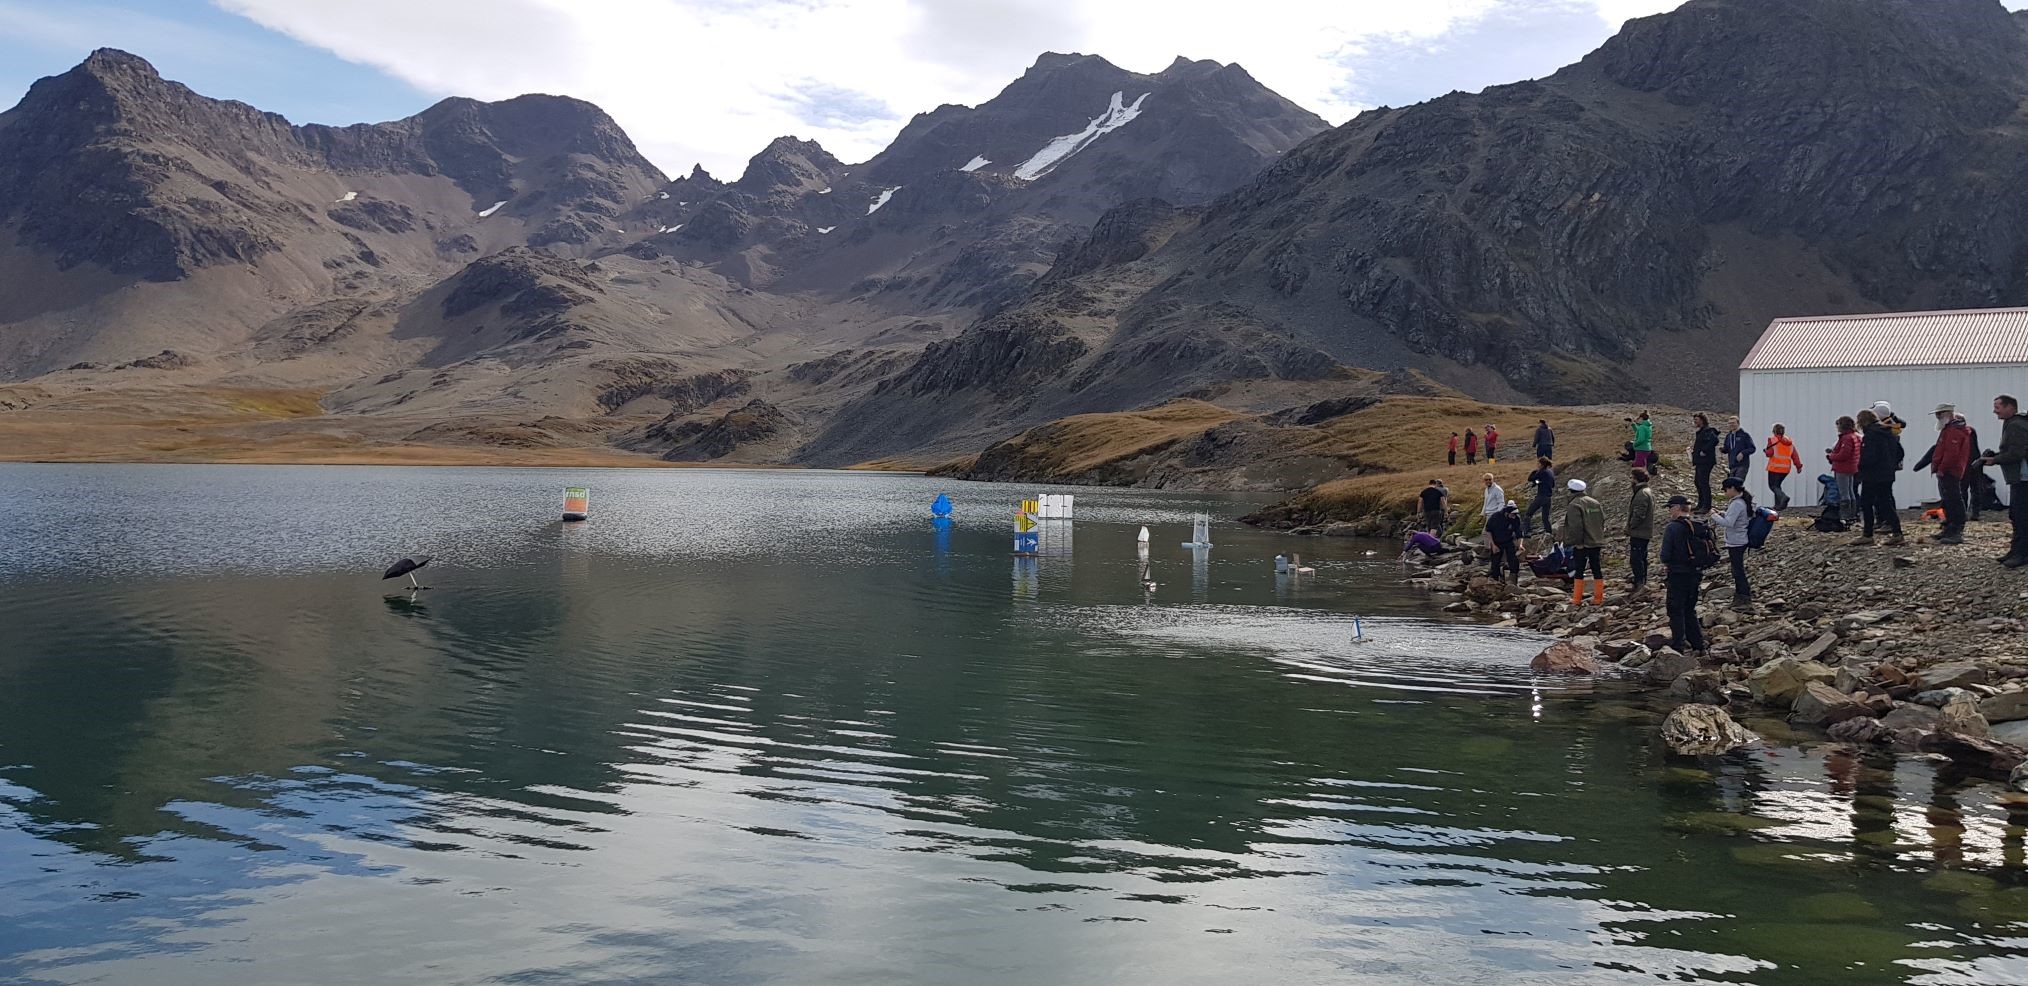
left=1570, top=579, right=1586, bottom=606
left=1591, top=580, right=1605, bottom=606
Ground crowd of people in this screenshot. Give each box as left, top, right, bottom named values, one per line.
left=1409, top=395, right=2028, bottom=655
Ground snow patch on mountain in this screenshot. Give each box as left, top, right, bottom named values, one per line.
left=1013, top=92, right=1148, bottom=182
left=477, top=200, right=507, bottom=217
left=867, top=187, right=901, bottom=215
left=335, top=191, right=357, bottom=203
left=817, top=226, right=836, bottom=234
left=961, top=156, right=990, bottom=172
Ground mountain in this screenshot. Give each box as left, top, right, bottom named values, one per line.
left=807, top=0, right=2028, bottom=467
left=0, top=48, right=1323, bottom=466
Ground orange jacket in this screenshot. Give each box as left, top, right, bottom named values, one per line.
left=1764, top=435, right=1798, bottom=474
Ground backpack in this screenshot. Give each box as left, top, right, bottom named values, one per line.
left=1811, top=512, right=1849, bottom=534
left=1678, top=517, right=1721, bottom=569
left=1529, top=544, right=1573, bottom=578
left=1747, top=506, right=1778, bottom=549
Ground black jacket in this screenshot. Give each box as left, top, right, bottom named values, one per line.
left=1858, top=424, right=1903, bottom=482
left=1692, top=427, right=1720, bottom=466
left=1661, top=516, right=1696, bottom=573
left=1487, top=510, right=1522, bottom=545
left=1999, top=414, right=2028, bottom=486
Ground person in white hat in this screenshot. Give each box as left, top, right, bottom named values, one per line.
left=1562, top=478, right=1606, bottom=605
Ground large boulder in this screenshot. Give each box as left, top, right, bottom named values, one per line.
left=1917, top=662, right=1991, bottom=691
left=1661, top=705, right=1761, bottom=755
left=1748, top=658, right=1836, bottom=707
left=1643, top=648, right=1701, bottom=686
left=1531, top=641, right=1601, bottom=675
left=1880, top=703, right=1943, bottom=731
left=1791, top=683, right=1871, bottom=726
left=1938, top=694, right=1993, bottom=740
left=1979, top=691, right=2028, bottom=724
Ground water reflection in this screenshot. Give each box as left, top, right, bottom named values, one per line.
left=2, top=465, right=2027, bottom=984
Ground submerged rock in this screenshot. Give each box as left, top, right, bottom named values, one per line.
left=1661, top=705, right=1761, bottom=755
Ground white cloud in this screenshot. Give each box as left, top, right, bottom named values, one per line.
left=213, top=0, right=1514, bottom=177
left=213, top=0, right=2028, bottom=178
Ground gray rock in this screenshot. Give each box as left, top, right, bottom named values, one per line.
left=1917, top=662, right=1990, bottom=691
left=1829, top=716, right=1891, bottom=744
left=1792, top=682, right=1871, bottom=726
left=1619, top=644, right=1655, bottom=669
left=1993, top=719, right=2028, bottom=747
left=1643, top=647, right=1701, bottom=686
left=1747, top=658, right=1836, bottom=707
left=1794, top=632, right=1839, bottom=663
left=1938, top=694, right=1992, bottom=740
left=1912, top=688, right=1971, bottom=707
left=1880, top=703, right=1943, bottom=731
left=1979, top=691, right=2028, bottom=724
left=1667, top=669, right=1729, bottom=706
left=1660, top=705, right=1760, bottom=756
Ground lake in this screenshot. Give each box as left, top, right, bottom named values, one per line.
left=2, top=464, right=2026, bottom=985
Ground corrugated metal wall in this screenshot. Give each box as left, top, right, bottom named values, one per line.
left=1737, top=366, right=2020, bottom=509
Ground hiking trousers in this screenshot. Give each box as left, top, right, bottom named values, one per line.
left=1768, top=471, right=1791, bottom=511
left=1694, top=463, right=1715, bottom=513
left=1526, top=494, right=1554, bottom=536
left=1573, top=546, right=1603, bottom=580
left=1666, top=570, right=1706, bottom=652
left=1938, top=476, right=1966, bottom=537
left=1727, top=545, right=1751, bottom=602
left=1629, top=537, right=1650, bottom=587
left=1489, top=541, right=1519, bottom=580
left=1861, top=480, right=1901, bottom=537
left=1835, top=474, right=1858, bottom=522
left=1424, top=508, right=1445, bottom=532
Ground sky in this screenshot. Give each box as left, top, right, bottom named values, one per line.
left=4, top=0, right=2027, bottom=179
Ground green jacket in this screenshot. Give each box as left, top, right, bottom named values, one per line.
left=1627, top=485, right=1655, bottom=540
left=1632, top=419, right=1653, bottom=452
left=1998, top=413, right=2028, bottom=486
left=1565, top=495, right=1606, bottom=548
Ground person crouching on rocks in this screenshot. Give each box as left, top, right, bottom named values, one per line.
left=1660, top=495, right=1708, bottom=654
left=1716, top=476, right=1756, bottom=610
left=1487, top=500, right=1523, bottom=582
left=1563, top=478, right=1606, bottom=606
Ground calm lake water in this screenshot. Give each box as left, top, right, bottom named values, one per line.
left=3, top=463, right=2027, bottom=985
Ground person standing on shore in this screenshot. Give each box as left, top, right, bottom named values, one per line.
left=1464, top=428, right=1478, bottom=465
left=1660, top=495, right=1708, bottom=654
left=1722, top=416, right=1755, bottom=482
left=1632, top=412, right=1655, bottom=472
left=1627, top=468, right=1655, bottom=597
left=1525, top=456, right=1556, bottom=537
left=1764, top=424, right=1797, bottom=511
left=1716, top=477, right=1756, bottom=609
left=1690, top=414, right=1720, bottom=513
left=1448, top=432, right=1459, bottom=466
left=1485, top=424, right=1500, bottom=464
left=1926, top=404, right=1973, bottom=545
left=1534, top=419, right=1554, bottom=461
left=1487, top=501, right=1523, bottom=582
left=1481, top=473, right=1506, bottom=522
left=1853, top=408, right=1905, bottom=546
left=1981, top=394, right=2028, bottom=568
left=1419, top=479, right=1449, bottom=533
left=1564, top=479, right=1606, bottom=606
left=1828, top=416, right=1861, bottom=524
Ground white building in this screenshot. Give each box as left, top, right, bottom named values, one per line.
left=1737, top=308, right=2028, bottom=509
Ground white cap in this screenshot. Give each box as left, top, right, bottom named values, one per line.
left=1870, top=400, right=1894, bottom=417
left=1567, top=479, right=1588, bottom=492
left=1505, top=500, right=1518, bottom=509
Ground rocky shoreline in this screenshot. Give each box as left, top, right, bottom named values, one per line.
left=1413, top=515, right=2028, bottom=788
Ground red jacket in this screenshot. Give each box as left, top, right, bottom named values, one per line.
left=1828, top=431, right=1860, bottom=474
left=1933, top=420, right=1974, bottom=478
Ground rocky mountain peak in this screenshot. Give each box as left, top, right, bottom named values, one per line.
left=1581, top=0, right=2027, bottom=120
left=735, top=136, right=843, bottom=193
